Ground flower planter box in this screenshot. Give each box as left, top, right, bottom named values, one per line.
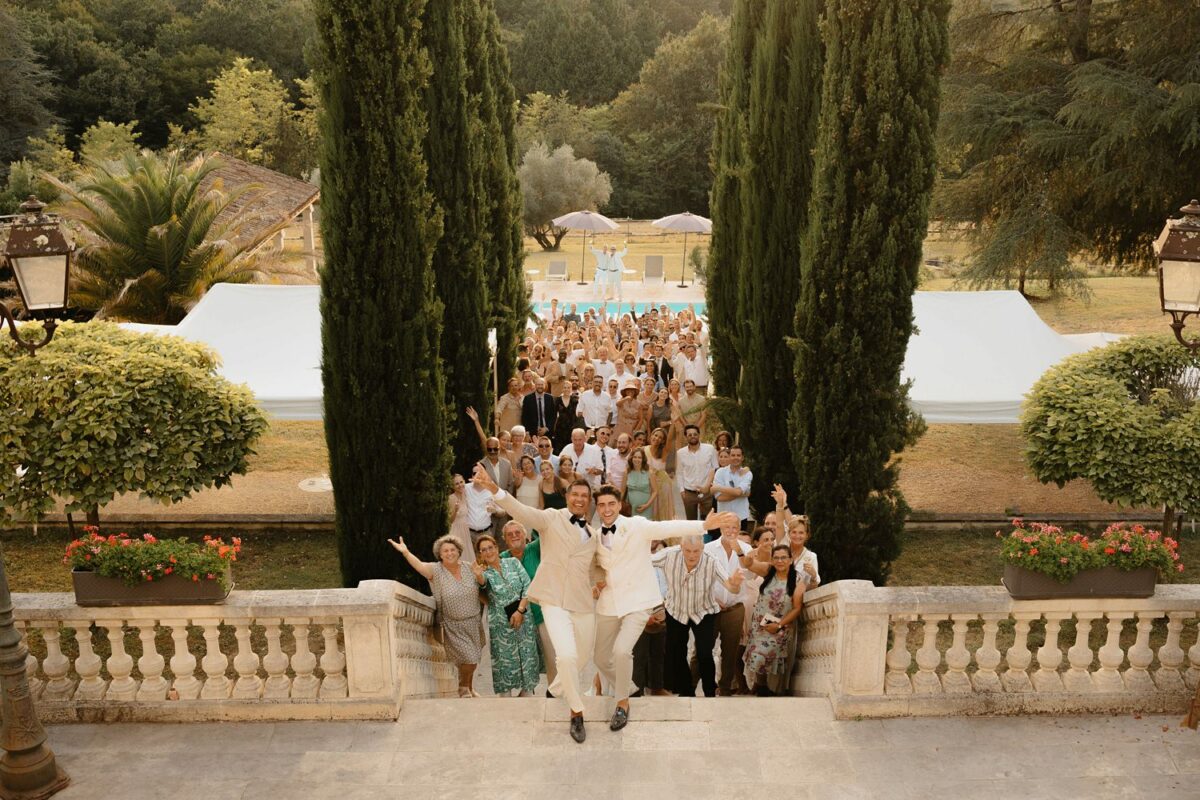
left=71, top=568, right=232, bottom=607
left=1003, top=564, right=1157, bottom=600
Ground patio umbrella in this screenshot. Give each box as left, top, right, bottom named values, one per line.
left=552, top=209, right=620, bottom=285
left=651, top=211, right=712, bottom=288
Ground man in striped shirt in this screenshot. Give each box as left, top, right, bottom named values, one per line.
left=652, top=537, right=721, bottom=697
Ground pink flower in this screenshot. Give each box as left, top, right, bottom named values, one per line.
left=1060, top=558, right=1069, bottom=564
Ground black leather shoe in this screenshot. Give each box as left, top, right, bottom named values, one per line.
left=569, top=714, right=586, bottom=743
left=609, top=705, right=629, bottom=731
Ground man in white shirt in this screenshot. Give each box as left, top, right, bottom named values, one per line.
left=703, top=517, right=752, bottom=695
left=678, top=342, right=710, bottom=391
left=591, top=484, right=737, bottom=728
left=676, top=424, right=718, bottom=520
left=560, top=428, right=605, bottom=490
left=594, top=426, right=620, bottom=487
left=577, top=376, right=613, bottom=429
left=712, top=445, right=753, bottom=532
left=592, top=346, right=616, bottom=383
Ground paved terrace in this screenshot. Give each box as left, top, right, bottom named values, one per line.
left=46, top=697, right=1198, bottom=800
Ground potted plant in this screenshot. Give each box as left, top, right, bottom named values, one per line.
left=999, top=520, right=1184, bottom=600
left=65, top=528, right=241, bottom=606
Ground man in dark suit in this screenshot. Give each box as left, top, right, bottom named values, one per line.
left=522, top=377, right=558, bottom=440
left=649, top=342, right=673, bottom=385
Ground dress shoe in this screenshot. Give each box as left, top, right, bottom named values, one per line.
left=569, top=714, right=586, bottom=743
left=609, top=705, right=629, bottom=731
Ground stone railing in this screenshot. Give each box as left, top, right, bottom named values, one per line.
left=792, top=580, right=1200, bottom=718
left=14, top=579, right=457, bottom=723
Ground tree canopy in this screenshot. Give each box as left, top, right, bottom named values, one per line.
left=518, top=143, right=612, bottom=251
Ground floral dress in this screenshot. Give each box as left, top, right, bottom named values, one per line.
left=430, top=563, right=483, bottom=665
left=483, top=558, right=540, bottom=694
left=743, top=575, right=796, bottom=689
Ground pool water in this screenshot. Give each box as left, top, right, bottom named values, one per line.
left=533, top=301, right=706, bottom=317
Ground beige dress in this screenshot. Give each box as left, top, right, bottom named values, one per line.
left=431, top=563, right=483, bottom=665
left=644, top=445, right=676, bottom=522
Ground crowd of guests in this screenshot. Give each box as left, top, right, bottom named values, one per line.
left=398, top=301, right=821, bottom=740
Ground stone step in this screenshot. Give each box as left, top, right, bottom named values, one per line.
left=402, top=695, right=834, bottom=724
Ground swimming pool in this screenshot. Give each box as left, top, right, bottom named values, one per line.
left=533, top=301, right=707, bottom=317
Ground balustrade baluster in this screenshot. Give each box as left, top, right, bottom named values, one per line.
left=164, top=620, right=201, bottom=699
left=1123, top=612, right=1156, bottom=693
left=199, top=622, right=232, bottom=699
left=1063, top=612, right=1099, bottom=692
left=971, top=614, right=1004, bottom=693
left=942, top=615, right=973, bottom=693
left=884, top=616, right=913, bottom=694
left=103, top=620, right=138, bottom=701
left=1154, top=612, right=1187, bottom=691
left=16, top=622, right=43, bottom=699
left=39, top=625, right=74, bottom=701
left=135, top=622, right=168, bottom=701
left=1093, top=612, right=1129, bottom=692
left=231, top=622, right=263, bottom=699
left=1186, top=618, right=1200, bottom=690
left=912, top=615, right=944, bottom=694
left=1001, top=613, right=1037, bottom=692
left=1034, top=613, right=1066, bottom=692
left=319, top=623, right=348, bottom=698
left=289, top=622, right=319, bottom=698
left=261, top=619, right=292, bottom=699
left=70, top=621, right=107, bottom=700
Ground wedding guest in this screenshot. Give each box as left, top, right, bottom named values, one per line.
left=632, top=541, right=670, bottom=697
left=744, top=545, right=805, bottom=695
left=501, top=521, right=556, bottom=690
left=447, top=473, right=473, bottom=556
left=514, top=455, right=543, bottom=509
left=540, top=460, right=567, bottom=509
left=476, top=534, right=540, bottom=697
left=388, top=534, right=482, bottom=697
left=654, top=537, right=720, bottom=697
left=623, top=447, right=656, bottom=519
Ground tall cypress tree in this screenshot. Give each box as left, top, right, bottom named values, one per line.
left=423, top=0, right=492, bottom=474
left=477, top=2, right=527, bottom=389
left=315, top=0, right=449, bottom=587
left=705, top=0, right=762, bottom=399
left=734, top=0, right=822, bottom=512
left=792, top=0, right=948, bottom=584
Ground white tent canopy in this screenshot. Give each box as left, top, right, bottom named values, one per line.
left=123, top=285, right=1117, bottom=423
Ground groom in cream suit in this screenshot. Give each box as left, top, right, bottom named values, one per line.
left=472, top=464, right=603, bottom=743
left=591, top=483, right=737, bottom=730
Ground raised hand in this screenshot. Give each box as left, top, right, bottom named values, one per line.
left=473, top=463, right=498, bottom=493
left=465, top=406, right=479, bottom=422
left=771, top=483, right=788, bottom=507
left=387, top=537, right=408, bottom=554
left=704, top=510, right=740, bottom=531
left=470, top=560, right=486, bottom=580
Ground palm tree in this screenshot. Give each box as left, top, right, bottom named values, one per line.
left=51, top=151, right=270, bottom=324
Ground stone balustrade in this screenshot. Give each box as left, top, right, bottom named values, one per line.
left=14, top=579, right=457, bottom=723
left=792, top=580, right=1200, bottom=718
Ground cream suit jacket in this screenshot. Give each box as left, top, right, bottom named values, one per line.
left=493, top=490, right=601, bottom=614
left=595, top=516, right=706, bottom=618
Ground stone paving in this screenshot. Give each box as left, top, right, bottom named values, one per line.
left=44, top=697, right=1199, bottom=800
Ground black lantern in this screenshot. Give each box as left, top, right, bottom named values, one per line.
left=1155, top=199, right=1200, bottom=350
left=1, top=196, right=74, bottom=355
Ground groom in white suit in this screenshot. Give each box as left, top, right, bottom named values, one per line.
left=591, top=483, right=738, bottom=730
left=590, top=244, right=612, bottom=301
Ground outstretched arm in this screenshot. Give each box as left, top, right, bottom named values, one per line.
left=465, top=406, right=488, bottom=453
left=386, top=536, right=436, bottom=581
left=471, top=463, right=559, bottom=533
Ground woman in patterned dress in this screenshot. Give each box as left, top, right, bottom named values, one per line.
left=389, top=533, right=484, bottom=697
left=743, top=545, right=806, bottom=696
left=475, top=535, right=540, bottom=696
left=644, top=426, right=676, bottom=521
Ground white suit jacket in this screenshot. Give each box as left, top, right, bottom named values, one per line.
left=595, top=515, right=706, bottom=617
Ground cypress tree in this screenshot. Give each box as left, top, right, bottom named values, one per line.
left=705, top=0, right=762, bottom=399
left=423, top=0, right=492, bottom=474
left=734, top=0, right=822, bottom=512
left=315, top=0, right=449, bottom=587
left=476, top=2, right=527, bottom=389
left=791, top=0, right=948, bottom=584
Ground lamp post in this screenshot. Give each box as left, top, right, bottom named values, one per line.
left=1154, top=199, right=1200, bottom=351
left=0, top=195, right=72, bottom=799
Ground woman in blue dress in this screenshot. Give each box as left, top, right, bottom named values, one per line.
left=476, top=535, right=540, bottom=696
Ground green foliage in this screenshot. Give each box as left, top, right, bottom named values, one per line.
left=792, top=0, right=949, bottom=584
left=79, top=119, right=142, bottom=164
left=190, top=57, right=290, bottom=165
left=315, top=0, right=451, bottom=588
left=0, top=322, right=268, bottom=523
left=998, top=520, right=1184, bottom=583
left=53, top=150, right=267, bottom=324
left=0, top=6, right=58, bottom=178
left=516, top=92, right=606, bottom=160
left=1022, top=335, right=1200, bottom=528
left=517, top=143, right=612, bottom=251
left=65, top=530, right=243, bottom=590
left=936, top=0, right=1200, bottom=291
left=608, top=14, right=728, bottom=217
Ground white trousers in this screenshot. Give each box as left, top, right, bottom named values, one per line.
left=541, top=605, right=596, bottom=714
left=594, top=609, right=653, bottom=702
left=536, top=622, right=557, bottom=686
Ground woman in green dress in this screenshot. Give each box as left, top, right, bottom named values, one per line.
left=475, top=535, right=540, bottom=696
left=623, top=447, right=656, bottom=519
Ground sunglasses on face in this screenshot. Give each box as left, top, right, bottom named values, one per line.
left=486, top=447, right=499, bottom=453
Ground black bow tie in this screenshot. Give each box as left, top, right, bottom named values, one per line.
left=601, top=525, right=617, bottom=536
left=570, top=515, right=588, bottom=529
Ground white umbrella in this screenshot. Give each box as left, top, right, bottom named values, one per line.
left=652, top=211, right=712, bottom=287
left=552, top=209, right=619, bottom=285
